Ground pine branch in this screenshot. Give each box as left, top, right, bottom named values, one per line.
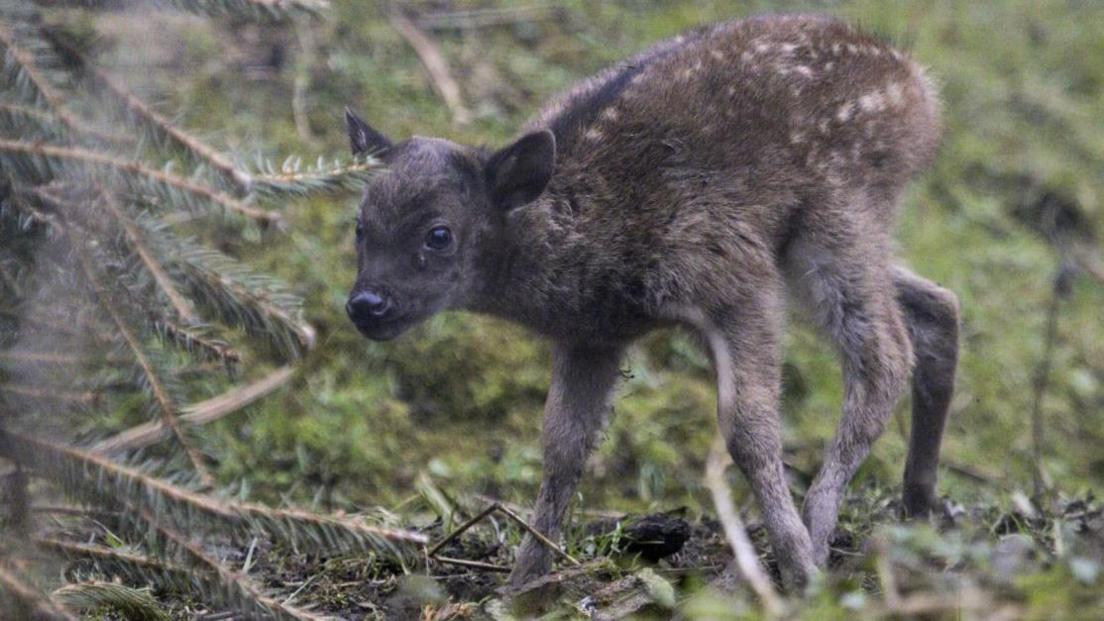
left=0, top=19, right=119, bottom=146
left=0, top=565, right=77, bottom=621
left=0, top=20, right=75, bottom=122
left=96, top=187, right=199, bottom=323
left=21, top=186, right=310, bottom=361
left=71, top=232, right=215, bottom=485
left=170, top=239, right=315, bottom=357
left=250, top=156, right=380, bottom=197
left=47, top=33, right=252, bottom=192
left=0, top=139, right=283, bottom=226
left=36, top=538, right=187, bottom=577
left=0, top=101, right=65, bottom=141
left=152, top=317, right=242, bottom=366
left=51, top=581, right=168, bottom=621
left=2, top=432, right=428, bottom=557
left=136, top=507, right=334, bottom=621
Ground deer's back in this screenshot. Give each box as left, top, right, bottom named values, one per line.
left=531, top=15, right=941, bottom=250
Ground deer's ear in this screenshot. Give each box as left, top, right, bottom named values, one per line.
left=345, top=107, right=393, bottom=156
left=485, top=130, right=555, bottom=211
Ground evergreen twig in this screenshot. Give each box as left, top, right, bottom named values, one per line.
left=0, top=139, right=283, bottom=226
left=2, top=432, right=428, bottom=556
left=97, top=186, right=200, bottom=323
left=71, top=228, right=215, bottom=485
left=48, top=33, right=252, bottom=192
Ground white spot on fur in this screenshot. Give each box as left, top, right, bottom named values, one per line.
left=818, top=118, right=830, bottom=133
left=846, top=44, right=858, bottom=54
left=741, top=51, right=754, bottom=63
left=711, top=49, right=725, bottom=60
left=584, top=128, right=603, bottom=141
left=727, top=85, right=737, bottom=96
left=831, top=43, right=841, bottom=54
left=858, top=91, right=885, bottom=112
left=755, top=42, right=770, bottom=53
left=794, top=65, right=814, bottom=78
left=779, top=43, right=797, bottom=54
left=601, top=108, right=619, bottom=121
left=790, top=130, right=805, bottom=144
left=886, top=82, right=904, bottom=106
left=836, top=102, right=853, bottom=122
left=825, top=61, right=835, bottom=71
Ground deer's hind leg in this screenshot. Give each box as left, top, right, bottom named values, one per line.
left=786, top=212, right=914, bottom=567
left=893, top=265, right=960, bottom=517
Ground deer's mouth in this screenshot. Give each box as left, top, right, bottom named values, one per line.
left=352, top=314, right=415, bottom=341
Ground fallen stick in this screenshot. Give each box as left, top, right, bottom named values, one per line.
left=703, top=437, right=785, bottom=617
left=425, top=501, right=579, bottom=572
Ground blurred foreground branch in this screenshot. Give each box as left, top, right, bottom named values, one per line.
left=703, top=437, right=784, bottom=617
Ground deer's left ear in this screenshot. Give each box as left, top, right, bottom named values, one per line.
left=485, top=130, right=555, bottom=211
left=345, top=107, right=393, bottom=156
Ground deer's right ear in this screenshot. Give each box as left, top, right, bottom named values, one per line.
left=345, top=107, right=393, bottom=156
left=485, top=130, right=555, bottom=211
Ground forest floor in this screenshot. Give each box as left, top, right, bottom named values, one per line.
left=36, top=486, right=1104, bottom=619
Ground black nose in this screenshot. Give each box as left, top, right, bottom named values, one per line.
left=346, top=289, right=391, bottom=321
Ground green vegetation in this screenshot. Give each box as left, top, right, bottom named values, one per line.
left=204, top=0, right=1104, bottom=514
left=3, top=0, right=1103, bottom=618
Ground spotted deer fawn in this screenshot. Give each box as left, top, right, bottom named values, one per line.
left=344, top=14, right=960, bottom=588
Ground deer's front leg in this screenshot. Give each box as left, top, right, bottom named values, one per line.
left=508, top=342, right=623, bottom=588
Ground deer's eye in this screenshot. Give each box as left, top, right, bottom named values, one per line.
left=355, top=221, right=364, bottom=241
left=425, top=226, right=452, bottom=250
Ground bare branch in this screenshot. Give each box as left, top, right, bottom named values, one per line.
left=389, top=11, right=471, bottom=125
left=95, top=366, right=294, bottom=453
left=0, top=351, right=86, bottom=365
left=0, top=383, right=99, bottom=406
left=415, top=4, right=565, bottom=31
left=704, top=437, right=785, bottom=617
